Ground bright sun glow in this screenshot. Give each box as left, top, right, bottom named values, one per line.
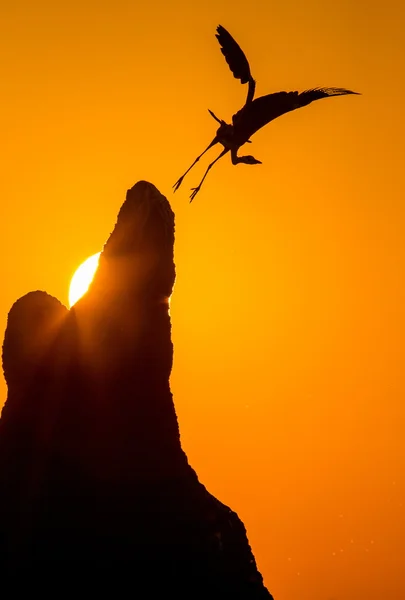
left=69, top=252, right=101, bottom=307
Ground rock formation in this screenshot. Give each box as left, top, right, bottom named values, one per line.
left=0, top=181, right=273, bottom=597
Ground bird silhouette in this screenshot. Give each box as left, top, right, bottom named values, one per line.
left=173, top=25, right=360, bottom=202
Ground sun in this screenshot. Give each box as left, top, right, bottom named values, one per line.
left=69, top=252, right=101, bottom=307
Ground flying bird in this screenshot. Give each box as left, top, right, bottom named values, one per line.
left=173, top=25, right=360, bottom=201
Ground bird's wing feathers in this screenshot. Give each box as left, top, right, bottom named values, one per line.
left=232, top=87, right=359, bottom=140
left=298, top=87, right=360, bottom=106
left=216, top=25, right=256, bottom=103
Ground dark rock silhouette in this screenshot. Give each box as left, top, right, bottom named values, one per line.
left=0, top=181, right=273, bottom=597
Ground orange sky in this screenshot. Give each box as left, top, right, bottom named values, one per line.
left=1, top=1, right=404, bottom=598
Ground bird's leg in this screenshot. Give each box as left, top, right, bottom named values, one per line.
left=189, top=148, right=229, bottom=202
left=173, top=138, right=218, bottom=192
left=231, top=148, right=262, bottom=165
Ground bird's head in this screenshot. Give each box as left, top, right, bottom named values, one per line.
left=238, top=155, right=262, bottom=165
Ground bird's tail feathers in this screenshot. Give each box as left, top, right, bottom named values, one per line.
left=208, top=109, right=226, bottom=124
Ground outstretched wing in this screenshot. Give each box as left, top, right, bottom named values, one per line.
left=216, top=25, right=256, bottom=104
left=298, top=87, right=360, bottom=105
left=232, top=87, right=359, bottom=141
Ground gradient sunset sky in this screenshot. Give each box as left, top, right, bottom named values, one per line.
left=1, top=1, right=404, bottom=598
